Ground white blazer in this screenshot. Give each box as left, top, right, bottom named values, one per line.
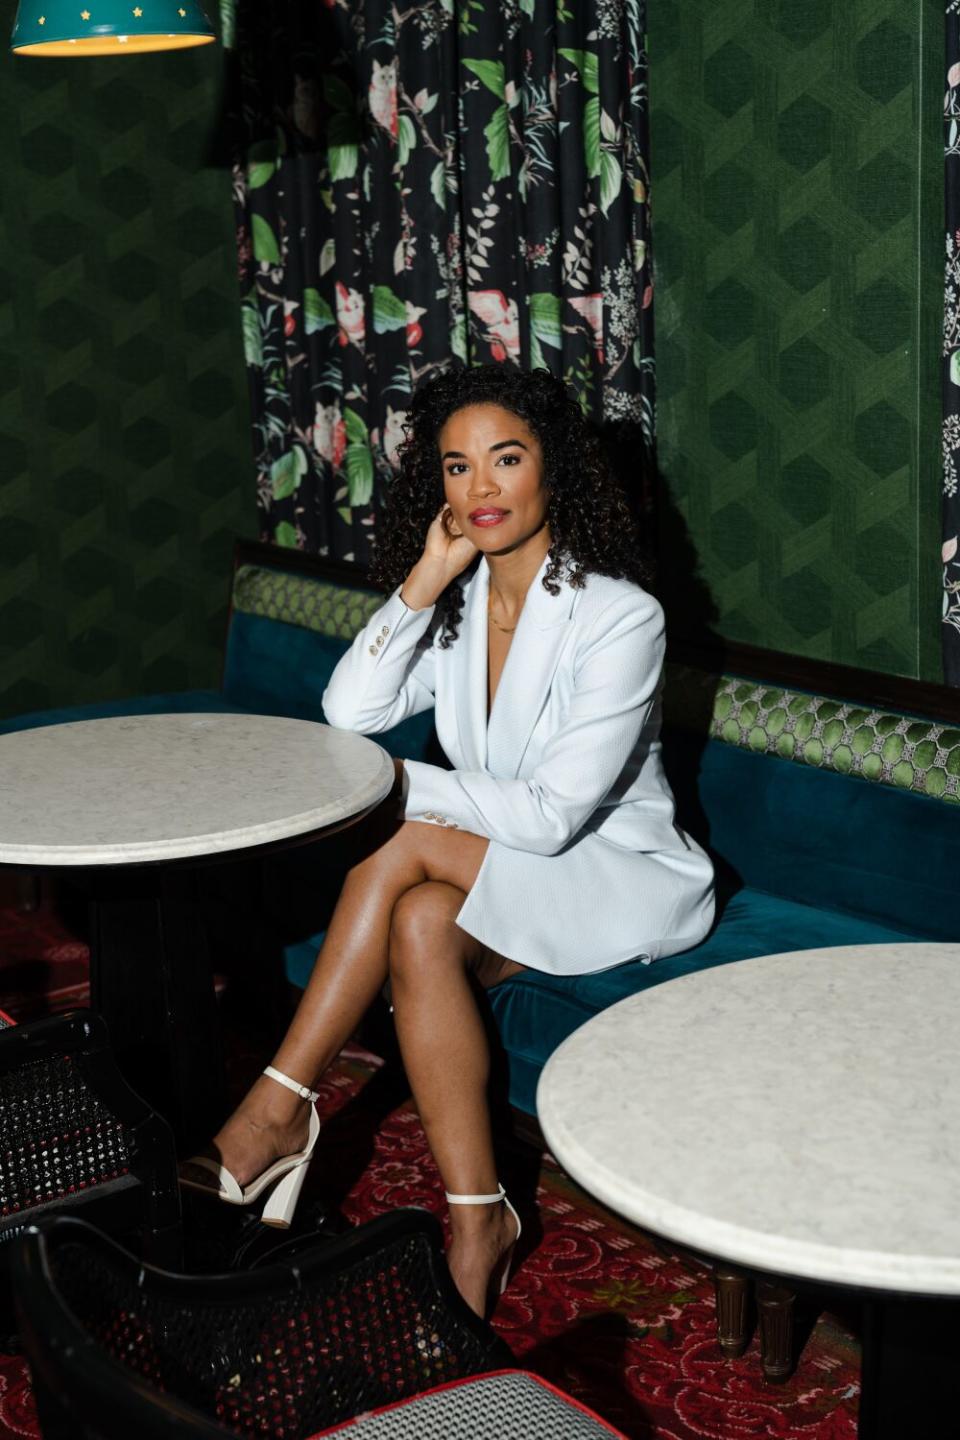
left=323, top=555, right=714, bottom=975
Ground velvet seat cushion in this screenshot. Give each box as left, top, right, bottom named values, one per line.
left=664, top=731, right=960, bottom=941
left=486, top=887, right=917, bottom=1115
left=284, top=888, right=916, bottom=1116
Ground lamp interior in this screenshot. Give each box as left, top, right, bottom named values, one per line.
left=13, top=33, right=214, bottom=53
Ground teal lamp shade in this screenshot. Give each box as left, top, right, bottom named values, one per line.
left=11, top=0, right=215, bottom=54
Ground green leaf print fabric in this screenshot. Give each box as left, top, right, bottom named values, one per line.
left=225, top=0, right=654, bottom=564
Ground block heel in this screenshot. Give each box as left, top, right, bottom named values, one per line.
left=260, top=1150, right=311, bottom=1228
left=179, top=1066, right=321, bottom=1229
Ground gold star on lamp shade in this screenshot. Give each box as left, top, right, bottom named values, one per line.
left=11, top=0, right=215, bottom=54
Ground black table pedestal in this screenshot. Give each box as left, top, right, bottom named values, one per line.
left=85, top=865, right=223, bottom=1153
left=859, top=1295, right=960, bottom=1437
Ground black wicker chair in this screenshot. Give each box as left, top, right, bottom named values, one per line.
left=0, top=1010, right=181, bottom=1268
left=12, top=1210, right=512, bottom=1440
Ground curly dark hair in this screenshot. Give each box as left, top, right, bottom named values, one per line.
left=370, top=365, right=648, bottom=647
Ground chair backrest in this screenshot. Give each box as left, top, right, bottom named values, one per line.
left=0, top=1011, right=180, bottom=1264
left=221, top=540, right=960, bottom=939
left=13, top=1211, right=509, bottom=1440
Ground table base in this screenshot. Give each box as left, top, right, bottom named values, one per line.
left=679, top=1247, right=960, bottom=1426
left=860, top=1295, right=960, bottom=1437
left=85, top=866, right=223, bottom=1152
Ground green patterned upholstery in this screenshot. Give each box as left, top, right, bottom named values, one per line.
left=213, top=564, right=960, bottom=1120
left=664, top=664, right=960, bottom=804
left=232, top=565, right=382, bottom=642
left=228, top=563, right=960, bottom=805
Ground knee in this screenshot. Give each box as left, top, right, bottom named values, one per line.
left=388, top=882, right=461, bottom=985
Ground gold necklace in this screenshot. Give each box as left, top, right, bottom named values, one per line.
left=488, top=595, right=518, bottom=634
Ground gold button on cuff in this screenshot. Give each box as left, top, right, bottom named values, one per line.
left=381, top=626, right=390, bottom=637
left=368, top=645, right=377, bottom=656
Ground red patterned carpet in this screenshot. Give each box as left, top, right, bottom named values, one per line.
left=0, top=893, right=860, bottom=1439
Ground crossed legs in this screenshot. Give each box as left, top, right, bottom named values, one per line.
left=200, top=817, right=523, bottom=1313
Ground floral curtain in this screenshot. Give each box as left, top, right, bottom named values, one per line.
left=945, top=1, right=960, bottom=679
left=222, top=0, right=653, bottom=565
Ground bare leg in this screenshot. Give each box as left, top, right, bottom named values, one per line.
left=389, top=881, right=524, bottom=1316
left=193, top=821, right=490, bottom=1188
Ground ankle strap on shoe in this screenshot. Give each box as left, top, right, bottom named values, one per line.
left=263, top=1065, right=319, bottom=1103
left=445, top=1184, right=505, bottom=1205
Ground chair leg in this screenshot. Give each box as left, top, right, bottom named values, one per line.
left=714, top=1266, right=751, bottom=1358
left=757, top=1280, right=796, bottom=1382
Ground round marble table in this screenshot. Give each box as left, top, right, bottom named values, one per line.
left=537, top=943, right=960, bottom=1437
left=0, top=714, right=394, bottom=1145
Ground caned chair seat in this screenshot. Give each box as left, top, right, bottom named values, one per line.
left=311, top=1370, right=628, bottom=1439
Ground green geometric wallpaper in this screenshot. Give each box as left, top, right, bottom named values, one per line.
left=649, top=0, right=943, bottom=679
left=0, top=24, right=254, bottom=721
left=1, top=2, right=945, bottom=719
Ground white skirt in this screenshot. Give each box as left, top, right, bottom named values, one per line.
left=454, top=830, right=715, bottom=976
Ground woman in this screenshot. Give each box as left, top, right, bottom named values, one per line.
left=182, top=366, right=714, bottom=1316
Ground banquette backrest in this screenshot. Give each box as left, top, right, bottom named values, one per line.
left=226, top=540, right=960, bottom=944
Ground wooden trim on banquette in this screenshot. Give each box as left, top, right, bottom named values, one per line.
left=223, top=539, right=960, bottom=723
left=670, top=638, right=960, bottom=725
left=232, top=537, right=376, bottom=591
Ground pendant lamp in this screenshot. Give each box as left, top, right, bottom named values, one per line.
left=11, top=0, right=215, bottom=55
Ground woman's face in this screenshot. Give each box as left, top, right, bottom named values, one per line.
left=438, top=403, right=550, bottom=554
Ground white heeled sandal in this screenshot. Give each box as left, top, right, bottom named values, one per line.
left=179, top=1066, right=320, bottom=1229
left=445, top=1183, right=522, bottom=1299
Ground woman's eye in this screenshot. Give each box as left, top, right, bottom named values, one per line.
left=497, top=453, right=520, bottom=466
left=446, top=463, right=468, bottom=475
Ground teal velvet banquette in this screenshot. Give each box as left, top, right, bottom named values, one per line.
left=6, top=540, right=960, bottom=1116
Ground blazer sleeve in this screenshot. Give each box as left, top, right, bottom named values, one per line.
left=403, top=589, right=665, bottom=855
left=322, top=588, right=437, bottom=734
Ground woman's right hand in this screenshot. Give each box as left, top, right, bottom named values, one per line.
left=401, top=504, right=478, bottom=611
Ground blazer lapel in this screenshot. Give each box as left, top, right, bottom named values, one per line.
left=486, top=557, right=576, bottom=779
left=452, top=560, right=490, bottom=772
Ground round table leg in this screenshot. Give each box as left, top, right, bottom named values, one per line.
left=85, top=864, right=224, bottom=1152
left=756, top=1280, right=796, bottom=1383
left=715, top=1267, right=751, bottom=1358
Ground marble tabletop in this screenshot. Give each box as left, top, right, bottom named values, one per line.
left=0, top=713, right=395, bottom=866
left=537, top=944, right=960, bottom=1294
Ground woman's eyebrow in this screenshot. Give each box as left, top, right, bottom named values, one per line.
left=440, top=438, right=528, bottom=461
